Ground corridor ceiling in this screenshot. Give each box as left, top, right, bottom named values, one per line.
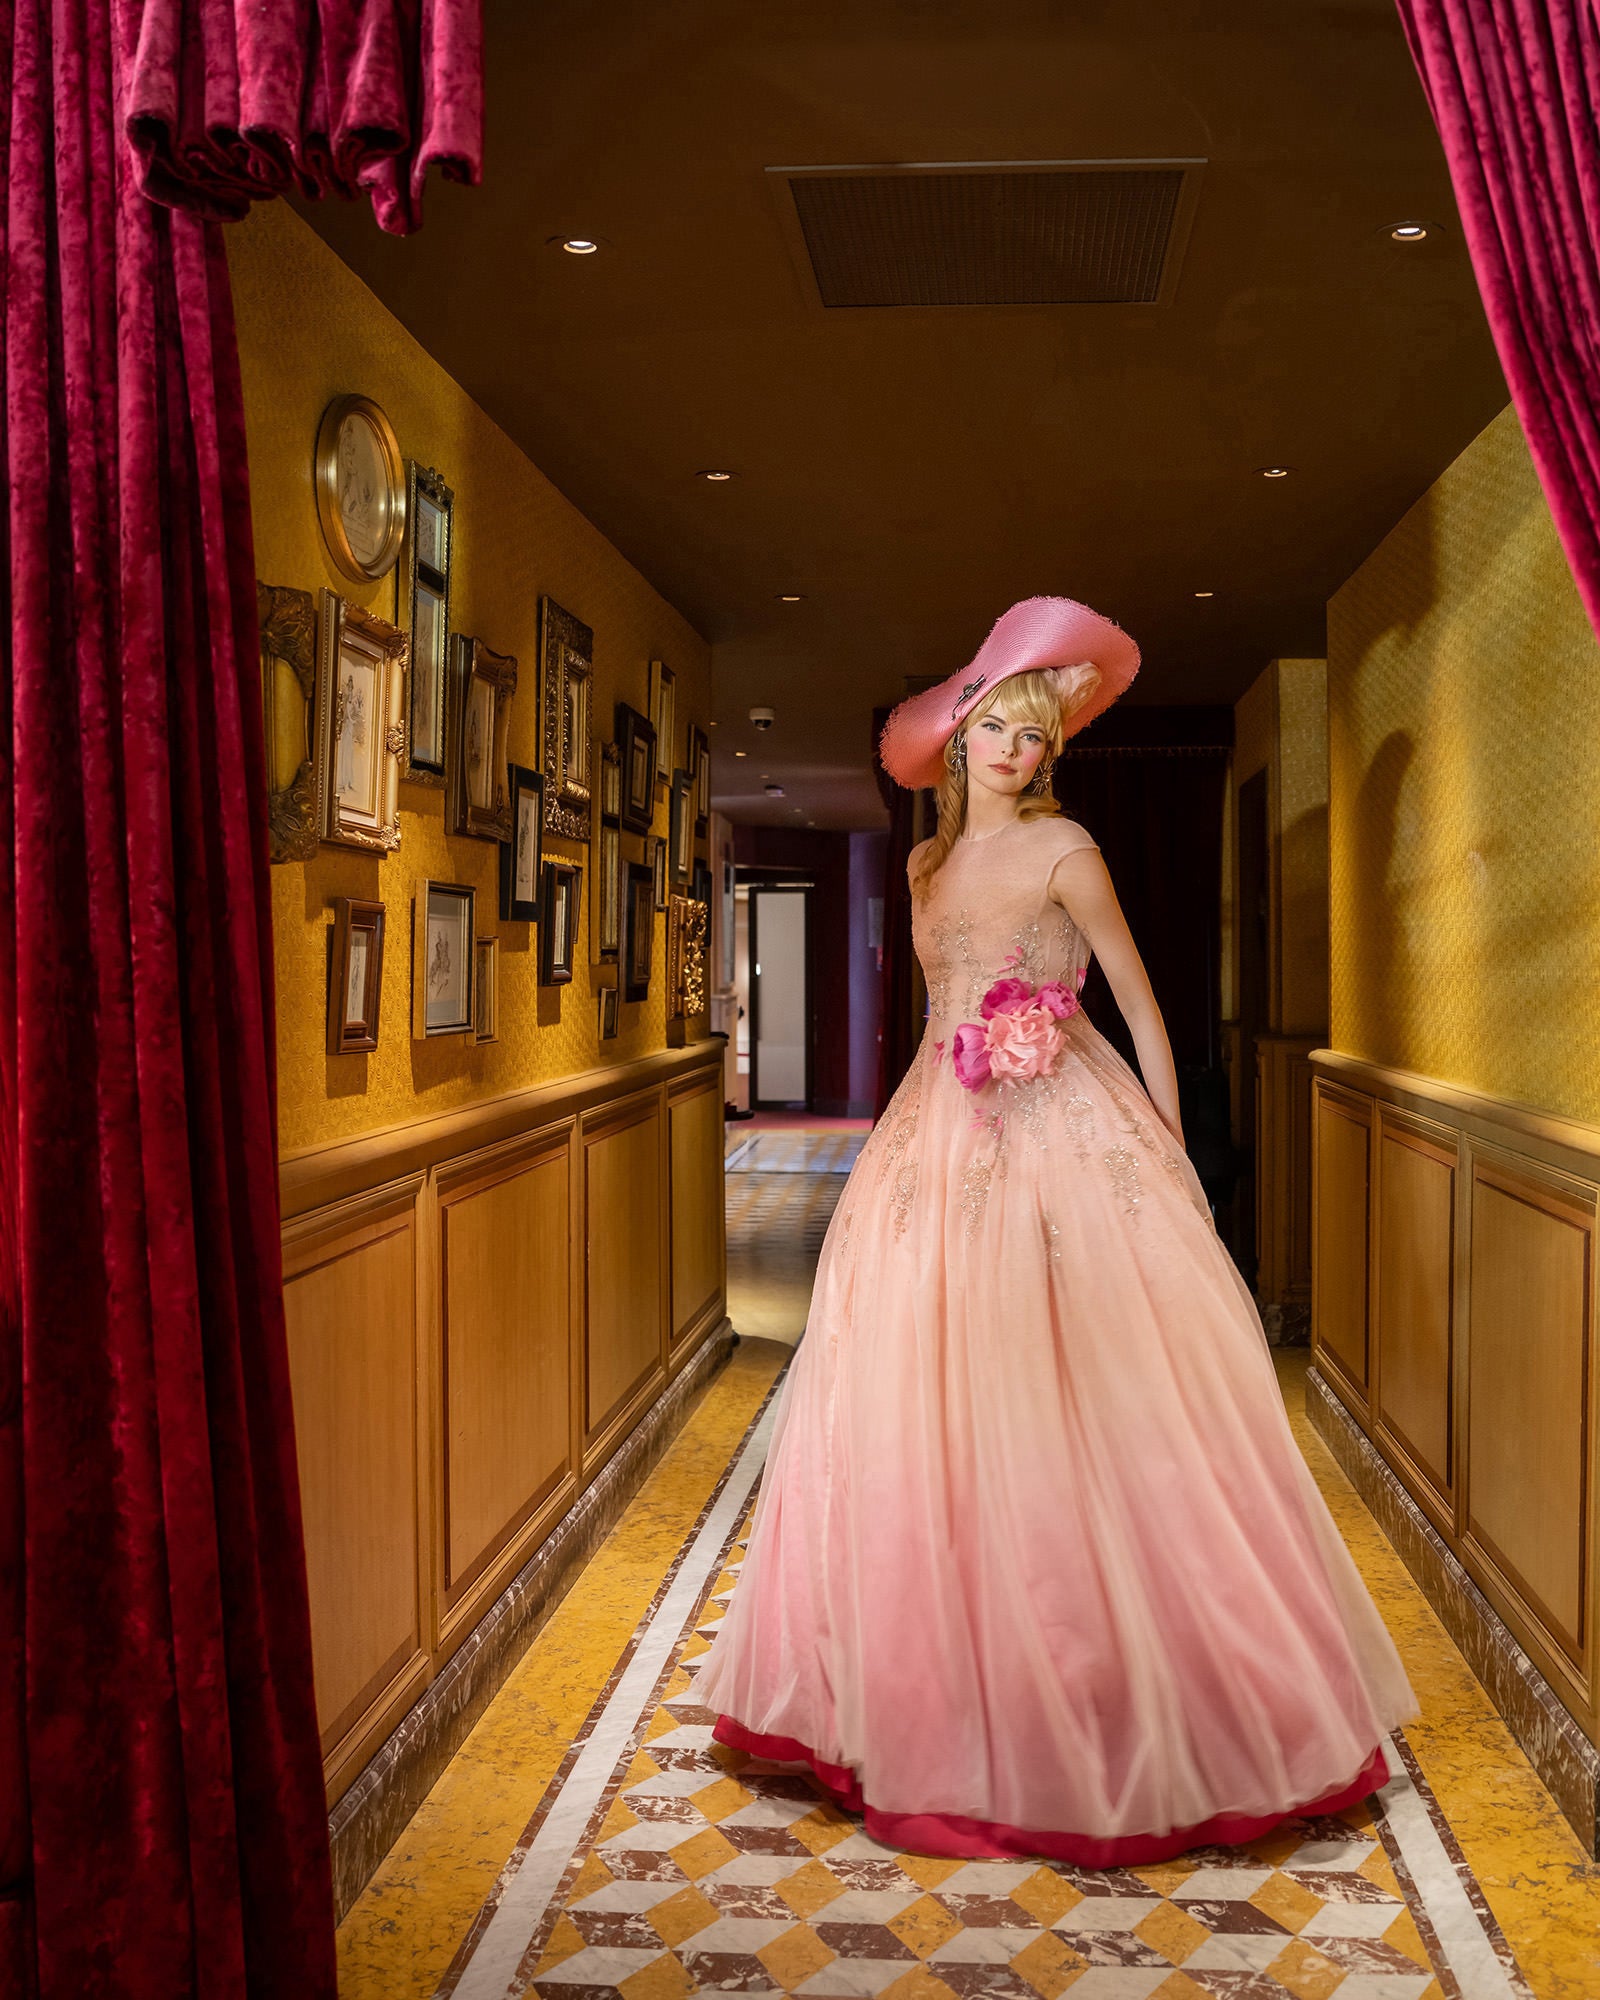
left=304, top=0, right=1509, bottom=830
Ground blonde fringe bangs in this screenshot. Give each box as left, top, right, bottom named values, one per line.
left=910, top=668, right=1067, bottom=897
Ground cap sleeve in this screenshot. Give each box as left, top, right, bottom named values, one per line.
left=1049, top=817, right=1099, bottom=860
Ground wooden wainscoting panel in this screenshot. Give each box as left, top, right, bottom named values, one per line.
left=584, top=1096, right=666, bottom=1449
left=1373, top=1112, right=1456, bottom=1514
left=438, top=1136, right=573, bottom=1607
left=1255, top=1035, right=1319, bottom=1312
left=1466, top=1159, right=1592, bottom=1671
left=1313, top=1083, right=1372, bottom=1404
left=282, top=1178, right=428, bottom=1777
left=670, top=1076, right=724, bottom=1350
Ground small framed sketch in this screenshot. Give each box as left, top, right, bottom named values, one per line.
left=450, top=635, right=517, bottom=840
left=402, top=462, right=453, bottom=785
left=315, top=394, right=406, bottom=584
left=540, top=596, right=593, bottom=842
left=598, top=982, right=619, bottom=1041
left=649, top=832, right=668, bottom=912
left=328, top=897, right=385, bottom=1055
left=317, top=591, right=407, bottom=853
left=687, top=724, right=711, bottom=830
left=540, top=860, right=582, bottom=985
left=474, top=937, right=499, bottom=1043
left=593, top=815, right=621, bottom=962
left=413, top=879, right=476, bottom=1038
left=258, top=582, right=319, bottom=863
left=669, top=770, right=693, bottom=882
left=617, top=704, right=656, bottom=835
left=623, top=859, right=654, bottom=1002
left=500, top=763, right=544, bottom=922
left=648, top=659, right=675, bottom=788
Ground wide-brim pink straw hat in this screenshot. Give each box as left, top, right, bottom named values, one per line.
left=877, top=596, right=1140, bottom=791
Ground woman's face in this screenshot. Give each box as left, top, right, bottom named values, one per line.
left=963, top=702, right=1050, bottom=798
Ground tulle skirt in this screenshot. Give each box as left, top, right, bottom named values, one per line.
left=694, top=1014, right=1418, bottom=1860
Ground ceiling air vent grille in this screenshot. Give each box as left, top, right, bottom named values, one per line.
left=785, top=166, right=1190, bottom=308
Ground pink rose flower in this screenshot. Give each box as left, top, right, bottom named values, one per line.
left=983, top=1003, right=1064, bottom=1081
left=951, top=1022, right=993, bottom=1089
left=1034, top=980, right=1081, bottom=1019
left=979, top=976, right=1033, bottom=1018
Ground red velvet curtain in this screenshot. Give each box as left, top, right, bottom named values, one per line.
left=0, top=2, right=480, bottom=1995
left=1396, top=0, right=1600, bottom=636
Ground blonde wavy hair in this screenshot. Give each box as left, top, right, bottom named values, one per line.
left=910, top=668, right=1069, bottom=898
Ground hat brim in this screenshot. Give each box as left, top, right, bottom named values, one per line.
left=878, top=596, right=1141, bottom=791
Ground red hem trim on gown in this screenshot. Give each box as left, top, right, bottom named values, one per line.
left=711, top=1716, right=1391, bottom=1867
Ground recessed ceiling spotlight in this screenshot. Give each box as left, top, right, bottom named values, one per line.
left=778, top=593, right=804, bottom=603
left=734, top=749, right=748, bottom=758
left=1259, top=466, right=1292, bottom=478
left=556, top=237, right=600, bottom=254
left=697, top=469, right=735, bottom=482
left=1390, top=221, right=1429, bottom=241
left=1194, top=590, right=1214, bottom=599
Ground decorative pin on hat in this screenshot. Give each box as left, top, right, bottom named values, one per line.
left=878, top=596, right=1140, bottom=791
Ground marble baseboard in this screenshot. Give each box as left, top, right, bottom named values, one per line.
left=328, top=1319, right=739, bottom=1921
left=1306, top=1364, right=1600, bottom=1856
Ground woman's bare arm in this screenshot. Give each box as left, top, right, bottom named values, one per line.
left=1048, top=848, right=1184, bottom=1146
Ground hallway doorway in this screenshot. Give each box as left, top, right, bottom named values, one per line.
left=749, top=887, right=810, bottom=1110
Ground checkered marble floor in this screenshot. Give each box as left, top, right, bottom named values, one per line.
left=438, top=1389, right=1532, bottom=2000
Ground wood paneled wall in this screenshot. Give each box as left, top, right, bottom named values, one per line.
left=1312, top=1051, right=1600, bottom=1742
left=277, top=1042, right=728, bottom=1804
left=1256, top=1033, right=1318, bottom=1314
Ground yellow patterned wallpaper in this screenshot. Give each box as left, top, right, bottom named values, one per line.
left=1328, top=402, right=1600, bottom=1120
left=228, top=205, right=712, bottom=1156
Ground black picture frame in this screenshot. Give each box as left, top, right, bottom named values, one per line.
left=692, top=859, right=712, bottom=909
left=540, top=859, right=582, bottom=985
left=669, top=769, right=693, bottom=882
left=500, top=763, right=544, bottom=923
left=623, top=860, right=654, bottom=1002
left=688, top=723, right=710, bottom=831
left=616, top=703, right=657, bottom=835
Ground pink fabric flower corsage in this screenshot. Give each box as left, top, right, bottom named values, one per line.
left=952, top=974, right=1083, bottom=1092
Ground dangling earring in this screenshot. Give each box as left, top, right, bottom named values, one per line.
left=1029, top=755, right=1056, bottom=795
left=951, top=732, right=967, bottom=771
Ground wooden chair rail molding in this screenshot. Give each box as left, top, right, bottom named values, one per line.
left=276, top=1036, right=731, bottom=1839
left=1309, top=1047, right=1600, bottom=1850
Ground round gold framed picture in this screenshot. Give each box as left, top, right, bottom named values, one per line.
left=314, top=394, right=406, bottom=582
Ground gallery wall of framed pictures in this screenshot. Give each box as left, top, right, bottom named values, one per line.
left=234, top=212, right=716, bottom=1153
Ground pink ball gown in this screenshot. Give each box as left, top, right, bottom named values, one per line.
left=694, top=812, right=1418, bottom=1866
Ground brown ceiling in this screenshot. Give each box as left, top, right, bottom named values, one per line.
left=303, top=0, right=1508, bottom=831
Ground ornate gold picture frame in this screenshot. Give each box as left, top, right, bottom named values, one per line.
left=316, top=591, right=407, bottom=853
left=449, top=634, right=517, bottom=840
left=314, top=394, right=406, bottom=583
left=540, top=596, right=593, bottom=842
left=258, top=581, right=319, bottom=863
left=666, top=892, right=708, bottom=1020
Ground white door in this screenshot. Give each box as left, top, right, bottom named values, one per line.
left=752, top=890, right=807, bottom=1105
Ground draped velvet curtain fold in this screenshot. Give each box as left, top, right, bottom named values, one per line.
left=1396, top=0, right=1600, bottom=638
left=0, top=3, right=480, bottom=1994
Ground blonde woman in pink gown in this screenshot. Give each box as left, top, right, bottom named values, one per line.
left=694, top=598, right=1417, bottom=1865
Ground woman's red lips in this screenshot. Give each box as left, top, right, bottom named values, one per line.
left=994, top=762, right=1016, bottom=773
